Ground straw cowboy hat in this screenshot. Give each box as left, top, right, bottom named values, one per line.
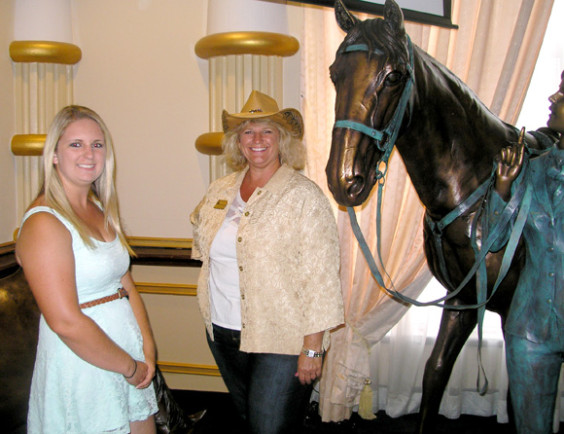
left=222, top=90, right=304, bottom=139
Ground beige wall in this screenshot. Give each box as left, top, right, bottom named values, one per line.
left=69, top=0, right=305, bottom=391
left=1, top=0, right=310, bottom=391
left=71, top=0, right=304, bottom=240
left=0, top=1, right=15, bottom=243
left=2, top=0, right=306, bottom=241
left=2, top=0, right=307, bottom=391
left=72, top=0, right=211, bottom=239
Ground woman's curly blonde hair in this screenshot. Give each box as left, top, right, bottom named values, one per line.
left=222, top=119, right=305, bottom=171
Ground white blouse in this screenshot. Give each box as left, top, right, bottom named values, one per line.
left=208, top=190, right=246, bottom=330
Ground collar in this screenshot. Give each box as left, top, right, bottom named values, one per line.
left=237, top=164, right=295, bottom=197
left=258, top=164, right=294, bottom=194
left=545, top=146, right=564, bottom=181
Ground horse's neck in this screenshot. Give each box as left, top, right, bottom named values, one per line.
left=396, top=52, right=511, bottom=216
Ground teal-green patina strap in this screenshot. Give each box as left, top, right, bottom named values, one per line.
left=347, top=163, right=531, bottom=396
left=334, top=120, right=385, bottom=142
left=425, top=171, right=495, bottom=289
left=347, top=158, right=530, bottom=309
left=339, top=43, right=384, bottom=55
left=475, top=174, right=532, bottom=394
left=432, top=172, right=494, bottom=233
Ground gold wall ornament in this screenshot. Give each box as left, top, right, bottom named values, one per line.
left=136, top=282, right=197, bottom=297
left=195, top=31, right=299, bottom=59
left=157, top=361, right=221, bottom=377
left=195, top=132, right=224, bottom=155
left=9, top=40, right=82, bottom=65
left=127, top=236, right=192, bottom=249
left=11, top=134, right=46, bottom=156
left=10, top=40, right=81, bottom=218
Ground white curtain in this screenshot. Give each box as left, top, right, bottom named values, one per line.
left=300, top=0, right=556, bottom=424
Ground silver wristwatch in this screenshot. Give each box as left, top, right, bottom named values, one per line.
left=302, top=348, right=324, bottom=358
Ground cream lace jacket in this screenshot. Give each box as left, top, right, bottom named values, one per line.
left=191, top=164, right=344, bottom=355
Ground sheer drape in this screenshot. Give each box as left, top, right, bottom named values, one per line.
left=300, top=0, right=555, bottom=423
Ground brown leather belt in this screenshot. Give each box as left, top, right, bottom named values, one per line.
left=79, top=288, right=129, bottom=309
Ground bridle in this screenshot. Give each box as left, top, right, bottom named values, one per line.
left=333, top=36, right=414, bottom=181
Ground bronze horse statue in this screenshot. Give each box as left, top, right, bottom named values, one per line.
left=326, top=0, right=555, bottom=432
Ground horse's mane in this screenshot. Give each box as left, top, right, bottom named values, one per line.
left=342, top=17, right=487, bottom=117
left=342, top=17, right=408, bottom=67
left=337, top=12, right=536, bottom=155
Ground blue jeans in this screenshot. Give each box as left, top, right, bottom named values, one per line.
left=207, top=324, right=312, bottom=434
left=506, top=331, right=564, bottom=433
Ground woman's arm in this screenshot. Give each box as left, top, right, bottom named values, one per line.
left=16, top=212, right=147, bottom=386
left=121, top=271, right=157, bottom=388
left=296, top=187, right=344, bottom=334
left=293, top=186, right=345, bottom=385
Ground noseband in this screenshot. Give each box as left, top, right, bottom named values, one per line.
left=333, top=36, right=414, bottom=180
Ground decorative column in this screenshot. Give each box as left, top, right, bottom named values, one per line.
left=10, top=0, right=81, bottom=218
left=194, top=0, right=299, bottom=181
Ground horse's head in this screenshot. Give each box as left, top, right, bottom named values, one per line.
left=326, top=0, right=413, bottom=206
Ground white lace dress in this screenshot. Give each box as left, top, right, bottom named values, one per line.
left=23, top=207, right=157, bottom=433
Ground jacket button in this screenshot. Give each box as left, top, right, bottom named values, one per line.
left=238, top=237, right=242, bottom=242
left=239, top=266, right=243, bottom=271
left=244, top=211, right=250, bottom=217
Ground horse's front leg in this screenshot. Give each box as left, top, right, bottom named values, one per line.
left=416, top=300, right=477, bottom=434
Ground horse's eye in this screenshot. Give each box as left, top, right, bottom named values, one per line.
left=385, top=71, right=402, bottom=86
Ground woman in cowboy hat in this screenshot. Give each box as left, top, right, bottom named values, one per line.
left=191, top=91, right=344, bottom=433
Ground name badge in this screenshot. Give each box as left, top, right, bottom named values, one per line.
left=214, top=200, right=228, bottom=209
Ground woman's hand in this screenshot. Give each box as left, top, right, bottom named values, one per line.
left=496, top=128, right=525, bottom=200
left=124, top=359, right=152, bottom=388
left=296, top=331, right=324, bottom=385
left=136, top=355, right=156, bottom=389
left=296, top=353, right=322, bottom=385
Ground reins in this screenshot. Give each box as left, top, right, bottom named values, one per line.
left=346, top=166, right=531, bottom=309
left=332, top=34, right=529, bottom=310
left=332, top=35, right=533, bottom=394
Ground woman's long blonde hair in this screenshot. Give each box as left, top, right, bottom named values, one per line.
left=222, top=119, right=306, bottom=171
left=39, top=105, right=133, bottom=254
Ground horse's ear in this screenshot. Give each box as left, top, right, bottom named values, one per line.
left=384, top=0, right=405, bottom=37
left=334, top=0, right=358, bottom=33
